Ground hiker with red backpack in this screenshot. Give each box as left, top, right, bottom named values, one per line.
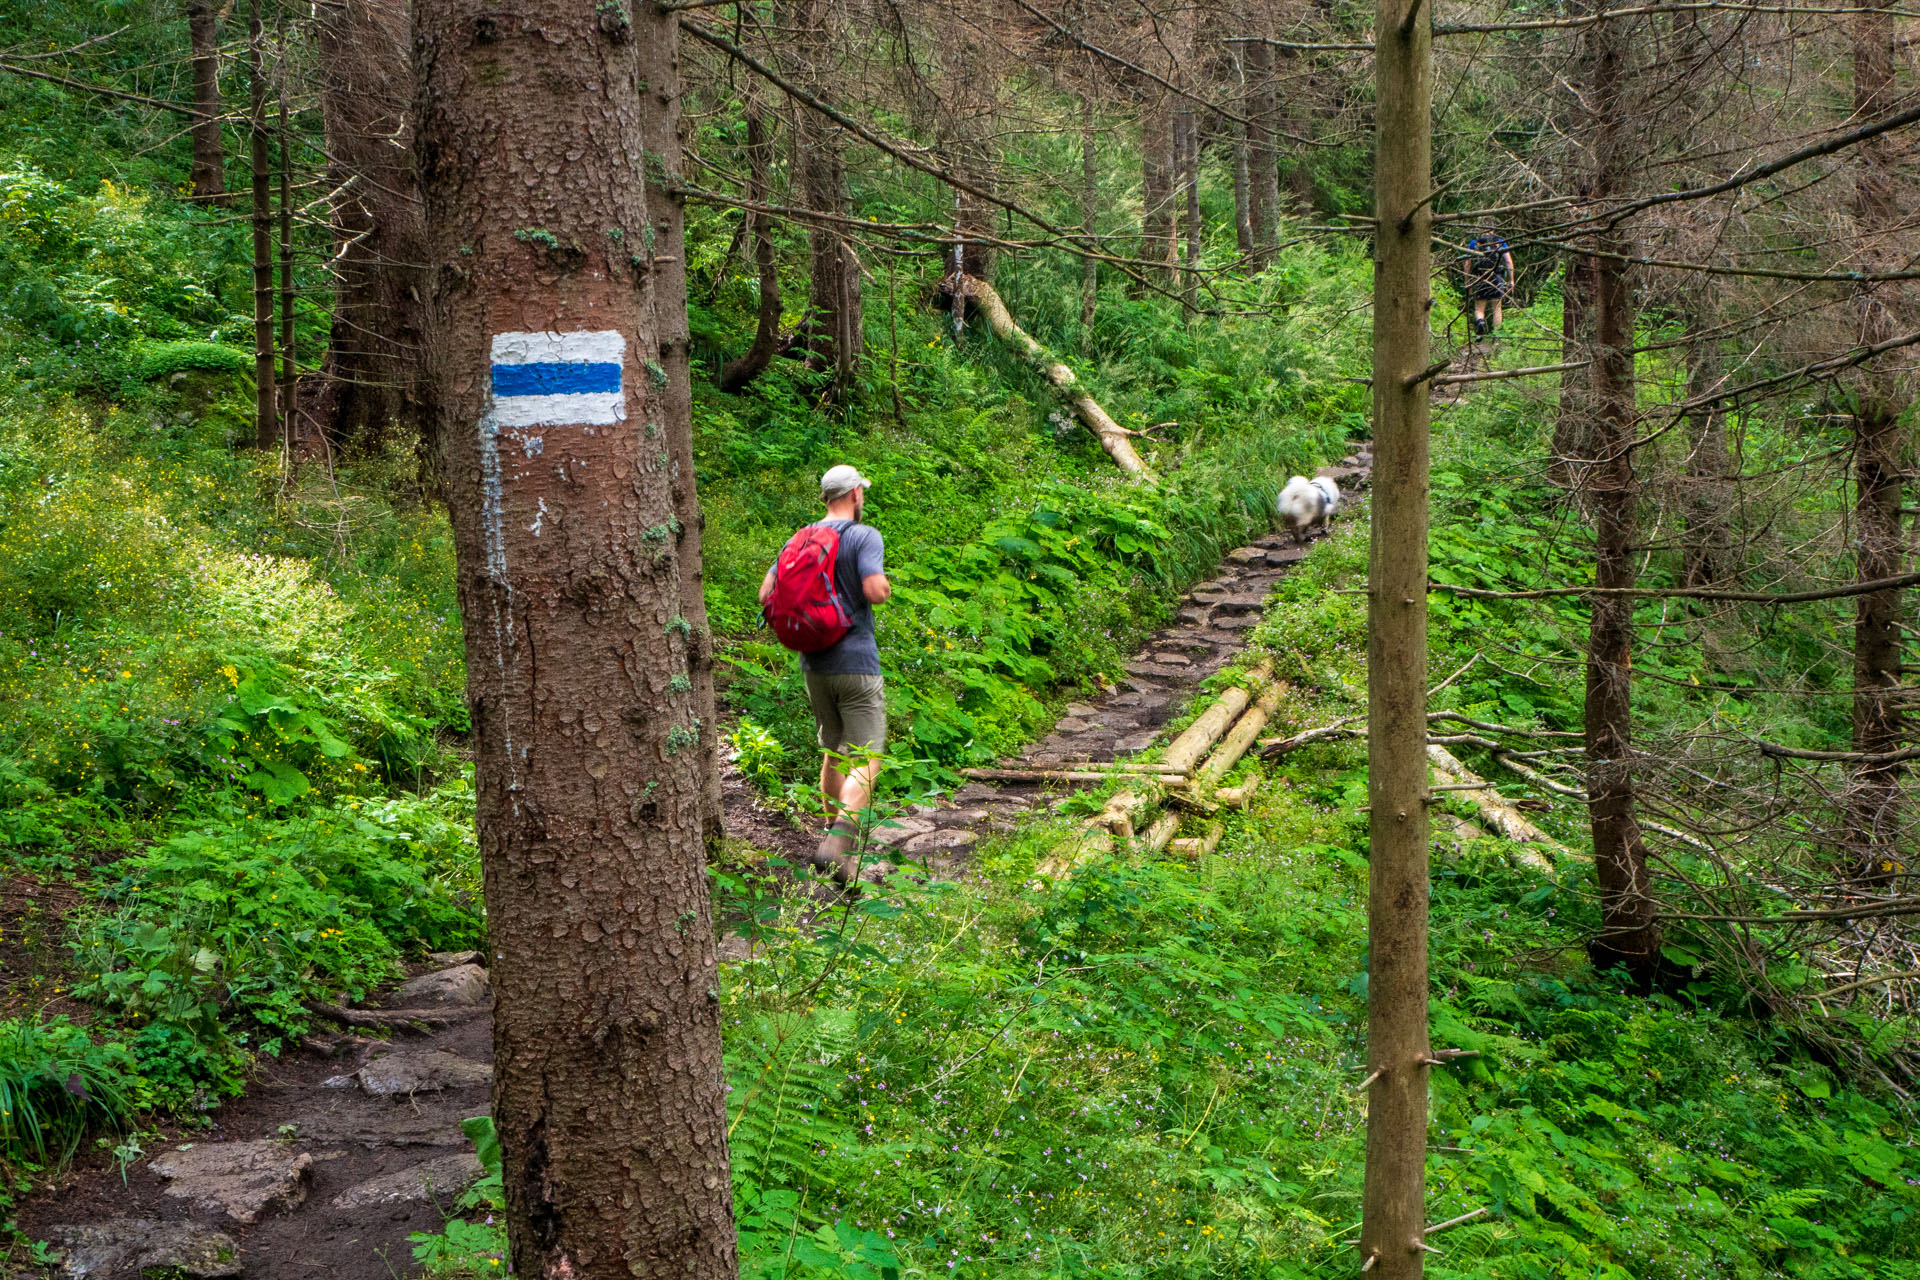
left=760, top=464, right=892, bottom=880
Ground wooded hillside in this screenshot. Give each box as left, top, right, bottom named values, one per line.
left=1, top=0, right=1918, bottom=1276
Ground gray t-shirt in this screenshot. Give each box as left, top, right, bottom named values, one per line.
left=797, top=519, right=884, bottom=676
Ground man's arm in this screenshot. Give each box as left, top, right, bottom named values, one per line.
left=758, top=566, right=777, bottom=604
left=1503, top=251, right=1516, bottom=291
left=857, top=527, right=889, bottom=603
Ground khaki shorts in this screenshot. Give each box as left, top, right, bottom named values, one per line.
left=804, top=672, right=887, bottom=761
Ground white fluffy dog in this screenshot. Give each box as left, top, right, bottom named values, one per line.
left=1277, top=475, right=1341, bottom=544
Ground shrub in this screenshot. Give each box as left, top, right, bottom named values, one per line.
left=0, top=1016, right=137, bottom=1168
left=133, top=340, right=251, bottom=382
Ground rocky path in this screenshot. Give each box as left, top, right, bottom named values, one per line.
left=25, top=446, right=1370, bottom=1279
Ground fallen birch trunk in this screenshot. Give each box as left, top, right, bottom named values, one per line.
left=1162, top=660, right=1272, bottom=774
left=955, top=273, right=1154, bottom=479
left=962, top=767, right=1180, bottom=784
left=1168, top=821, right=1225, bottom=861
left=1426, top=744, right=1566, bottom=871
left=1198, top=680, right=1287, bottom=784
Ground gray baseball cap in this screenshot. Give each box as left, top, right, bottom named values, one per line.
left=821, top=464, right=872, bottom=501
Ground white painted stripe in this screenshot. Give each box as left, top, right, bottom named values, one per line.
left=486, top=390, right=626, bottom=429
left=490, top=329, right=626, bottom=366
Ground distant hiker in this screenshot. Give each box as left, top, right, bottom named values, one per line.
left=1278, top=475, right=1341, bottom=545
left=760, top=463, right=892, bottom=881
left=1462, top=226, right=1516, bottom=338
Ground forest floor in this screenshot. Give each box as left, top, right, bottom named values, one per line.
left=14, top=454, right=1372, bottom=1280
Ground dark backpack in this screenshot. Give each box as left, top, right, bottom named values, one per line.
left=764, top=523, right=853, bottom=652
left=1469, top=239, right=1506, bottom=279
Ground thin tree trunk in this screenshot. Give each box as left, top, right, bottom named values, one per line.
left=1140, top=94, right=1175, bottom=283
left=1244, top=39, right=1279, bottom=263
left=185, top=0, right=226, bottom=203
left=1679, top=306, right=1730, bottom=589
left=1232, top=130, right=1254, bottom=256
left=1845, top=0, right=1905, bottom=880
left=412, top=0, right=737, bottom=1272
left=638, top=5, right=724, bottom=853
left=1361, top=0, right=1432, bottom=1269
left=717, top=88, right=783, bottom=394
left=277, top=16, right=297, bottom=455
left=787, top=0, right=861, bottom=396
left=1178, top=106, right=1200, bottom=313
left=1080, top=96, right=1099, bottom=352
left=1549, top=250, right=1596, bottom=489
left=1581, top=15, right=1660, bottom=982
left=248, top=0, right=277, bottom=451
left=314, top=0, right=427, bottom=457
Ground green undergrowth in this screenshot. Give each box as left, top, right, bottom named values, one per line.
left=683, top=504, right=1919, bottom=1280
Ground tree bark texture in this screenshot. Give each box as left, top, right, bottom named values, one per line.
left=249, top=0, right=277, bottom=451
left=411, top=0, right=738, bottom=1273
left=1178, top=105, right=1200, bottom=313
left=790, top=0, right=862, bottom=396
left=718, top=87, right=784, bottom=394
left=958, top=274, right=1151, bottom=478
left=637, top=3, right=724, bottom=853
left=1140, top=93, right=1175, bottom=282
left=1680, top=308, right=1731, bottom=589
left=1231, top=129, right=1254, bottom=256
left=315, top=0, right=428, bottom=453
left=953, top=134, right=997, bottom=282
left=1080, top=96, right=1099, bottom=352
left=1243, top=39, right=1279, bottom=263
left=1580, top=15, right=1660, bottom=981
left=278, top=25, right=299, bottom=454
left=1361, top=0, right=1432, bottom=1272
left=1549, top=251, right=1596, bottom=490
left=1845, top=0, right=1906, bottom=879
left=185, top=0, right=226, bottom=203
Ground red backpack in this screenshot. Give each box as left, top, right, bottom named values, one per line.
left=764, top=524, right=853, bottom=652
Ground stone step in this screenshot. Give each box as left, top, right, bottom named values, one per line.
left=1213, top=593, right=1270, bottom=615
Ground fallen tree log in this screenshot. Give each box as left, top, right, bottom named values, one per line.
left=1426, top=744, right=1567, bottom=871
left=1163, top=661, right=1272, bottom=773
left=1198, top=680, right=1288, bottom=784
left=954, top=273, right=1153, bottom=478
left=1143, top=811, right=1182, bottom=852
left=1168, top=821, right=1225, bottom=861
left=963, top=767, right=1181, bottom=784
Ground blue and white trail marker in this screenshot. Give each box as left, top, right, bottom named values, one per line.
left=487, top=330, right=626, bottom=428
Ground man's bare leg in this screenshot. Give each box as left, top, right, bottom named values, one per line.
left=1491, top=299, right=1505, bottom=331
left=815, top=749, right=883, bottom=881
left=820, top=753, right=847, bottom=823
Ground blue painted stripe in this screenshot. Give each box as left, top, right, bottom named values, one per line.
left=491, top=361, right=622, bottom=397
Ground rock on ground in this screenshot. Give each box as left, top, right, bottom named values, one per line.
left=391, top=963, right=491, bottom=1007
left=329, top=1151, right=486, bottom=1209
left=52, top=1219, right=242, bottom=1278
left=147, top=1140, right=314, bottom=1223
left=352, top=1047, right=493, bottom=1096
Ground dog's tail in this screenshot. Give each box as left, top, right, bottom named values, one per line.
left=1277, top=475, right=1319, bottom=524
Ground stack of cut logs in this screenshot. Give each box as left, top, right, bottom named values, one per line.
left=964, top=660, right=1285, bottom=878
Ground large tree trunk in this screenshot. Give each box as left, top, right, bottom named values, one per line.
left=412, top=0, right=737, bottom=1272
left=1243, top=39, right=1279, bottom=264
left=185, top=0, right=226, bottom=203
left=953, top=134, right=996, bottom=282
left=1360, top=0, right=1432, bottom=1272
left=248, top=0, right=277, bottom=451
left=717, top=88, right=783, bottom=394
left=1231, top=128, right=1254, bottom=256
left=957, top=275, right=1151, bottom=477
left=314, top=0, right=427, bottom=455
left=1845, top=0, right=1906, bottom=880
left=1140, top=93, right=1175, bottom=282
left=1580, top=16, right=1659, bottom=982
